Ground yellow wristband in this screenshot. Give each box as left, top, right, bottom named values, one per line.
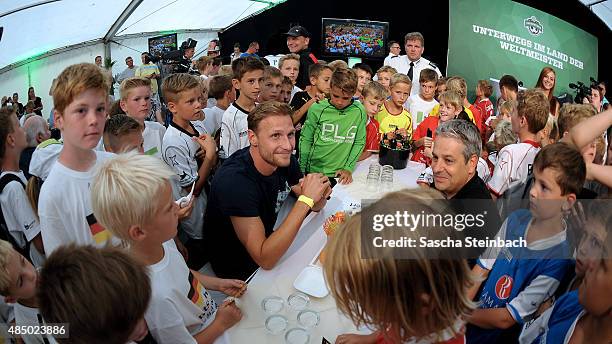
left=297, top=195, right=315, bottom=209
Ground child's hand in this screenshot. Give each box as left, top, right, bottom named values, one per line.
left=217, top=279, right=247, bottom=298
left=214, top=299, right=242, bottom=330
left=424, top=142, right=434, bottom=158
left=398, top=128, right=408, bottom=137
left=314, top=92, right=326, bottom=102
left=193, top=134, right=217, bottom=160
left=335, top=170, right=353, bottom=184
left=177, top=198, right=194, bottom=220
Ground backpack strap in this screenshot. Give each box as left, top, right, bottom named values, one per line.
left=0, top=173, right=29, bottom=257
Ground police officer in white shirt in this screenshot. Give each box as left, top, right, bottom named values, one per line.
left=388, top=32, right=442, bottom=96
left=383, top=40, right=401, bottom=66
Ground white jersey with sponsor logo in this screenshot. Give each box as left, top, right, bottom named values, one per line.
left=487, top=140, right=540, bottom=217
left=219, top=102, right=250, bottom=159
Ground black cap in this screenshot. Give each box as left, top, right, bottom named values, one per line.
left=180, top=38, right=198, bottom=50
left=284, top=26, right=310, bottom=38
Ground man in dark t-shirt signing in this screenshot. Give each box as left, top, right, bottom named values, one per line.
left=205, top=101, right=331, bottom=280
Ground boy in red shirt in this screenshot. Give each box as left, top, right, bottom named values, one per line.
left=358, top=81, right=388, bottom=161
left=412, top=91, right=463, bottom=164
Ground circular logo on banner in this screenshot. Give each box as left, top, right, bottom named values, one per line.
left=524, top=16, right=544, bottom=36
left=495, top=275, right=514, bottom=300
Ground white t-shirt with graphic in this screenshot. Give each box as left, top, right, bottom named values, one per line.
left=219, top=102, right=250, bottom=159
left=146, top=241, right=218, bottom=344
left=0, top=171, right=44, bottom=266
left=143, top=121, right=166, bottom=157
left=13, top=302, right=57, bottom=344
left=162, top=121, right=208, bottom=239
left=38, top=151, right=118, bottom=255
left=405, top=94, right=438, bottom=130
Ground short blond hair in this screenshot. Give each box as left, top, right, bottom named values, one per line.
left=361, top=81, right=388, bottom=100
left=195, top=56, right=213, bottom=73
left=438, top=90, right=463, bottom=111
left=376, top=65, right=397, bottom=76
left=389, top=72, right=412, bottom=88
left=161, top=73, right=200, bottom=103
left=0, top=240, right=14, bottom=295
left=278, top=53, right=300, bottom=70
left=557, top=103, right=596, bottom=137
left=499, top=100, right=518, bottom=117
left=324, top=189, right=474, bottom=341
left=446, top=76, right=467, bottom=99
left=91, top=152, right=175, bottom=242
left=119, top=77, right=151, bottom=101
left=327, top=59, right=349, bottom=71
left=53, top=63, right=110, bottom=113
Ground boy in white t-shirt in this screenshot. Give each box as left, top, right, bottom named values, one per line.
left=219, top=57, right=264, bottom=158
left=487, top=89, right=549, bottom=217
left=203, top=75, right=235, bottom=137
left=0, top=107, right=45, bottom=267
left=38, top=244, right=153, bottom=344
left=161, top=73, right=217, bottom=248
left=0, top=240, right=57, bottom=344
left=406, top=68, right=439, bottom=129
left=38, top=63, right=116, bottom=255
left=102, top=114, right=145, bottom=154
left=92, top=153, right=244, bottom=344
left=278, top=54, right=302, bottom=101
left=119, top=77, right=166, bottom=157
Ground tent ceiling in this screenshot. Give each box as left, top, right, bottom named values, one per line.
left=0, top=0, right=608, bottom=71
left=0, top=0, right=283, bottom=70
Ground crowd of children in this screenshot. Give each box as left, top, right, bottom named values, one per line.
left=0, top=33, right=610, bottom=344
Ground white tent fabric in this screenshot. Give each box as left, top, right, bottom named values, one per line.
left=0, top=0, right=283, bottom=117
left=580, top=0, right=612, bottom=29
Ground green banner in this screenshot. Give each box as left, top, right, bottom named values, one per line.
left=447, top=0, right=598, bottom=100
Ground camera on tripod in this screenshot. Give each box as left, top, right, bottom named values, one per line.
left=569, top=77, right=598, bottom=104
left=150, top=38, right=198, bottom=74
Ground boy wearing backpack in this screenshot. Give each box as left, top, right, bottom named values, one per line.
left=0, top=107, right=44, bottom=266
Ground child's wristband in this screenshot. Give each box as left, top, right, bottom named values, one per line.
left=297, top=195, right=315, bottom=208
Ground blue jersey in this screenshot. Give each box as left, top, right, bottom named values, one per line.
left=467, top=209, right=573, bottom=343
left=519, top=290, right=583, bottom=344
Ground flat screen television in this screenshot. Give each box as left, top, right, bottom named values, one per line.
left=148, top=33, right=178, bottom=56
left=321, top=18, right=388, bottom=58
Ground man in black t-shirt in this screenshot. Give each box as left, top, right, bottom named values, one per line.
left=205, top=101, right=331, bottom=280
left=284, top=26, right=318, bottom=90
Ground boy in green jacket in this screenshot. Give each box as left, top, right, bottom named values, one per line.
left=299, top=68, right=367, bottom=184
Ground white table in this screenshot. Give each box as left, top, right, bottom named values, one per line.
left=215, top=157, right=426, bottom=344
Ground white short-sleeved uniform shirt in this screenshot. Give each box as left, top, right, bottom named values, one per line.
left=202, top=106, right=225, bottom=136
left=143, top=121, right=166, bottom=157
left=219, top=102, right=250, bottom=159
left=38, top=151, right=118, bottom=255
left=405, top=94, right=438, bottom=129
left=162, top=121, right=208, bottom=239
left=146, top=241, right=217, bottom=344
left=387, top=56, right=442, bottom=96
left=487, top=140, right=540, bottom=216
left=0, top=171, right=44, bottom=266
left=13, top=303, right=57, bottom=344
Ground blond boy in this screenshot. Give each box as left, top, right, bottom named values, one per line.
left=358, top=81, right=388, bottom=161
left=38, top=63, right=116, bottom=254
left=103, top=114, right=144, bottom=154
left=376, top=73, right=412, bottom=138
left=161, top=73, right=217, bottom=243
left=92, top=153, right=244, bottom=344
left=376, top=65, right=397, bottom=91
left=278, top=53, right=301, bottom=100
left=119, top=77, right=165, bottom=156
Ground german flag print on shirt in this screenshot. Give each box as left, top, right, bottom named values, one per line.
left=86, top=213, right=113, bottom=245
left=187, top=271, right=217, bottom=322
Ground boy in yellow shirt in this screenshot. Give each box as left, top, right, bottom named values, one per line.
left=376, top=73, right=412, bottom=139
